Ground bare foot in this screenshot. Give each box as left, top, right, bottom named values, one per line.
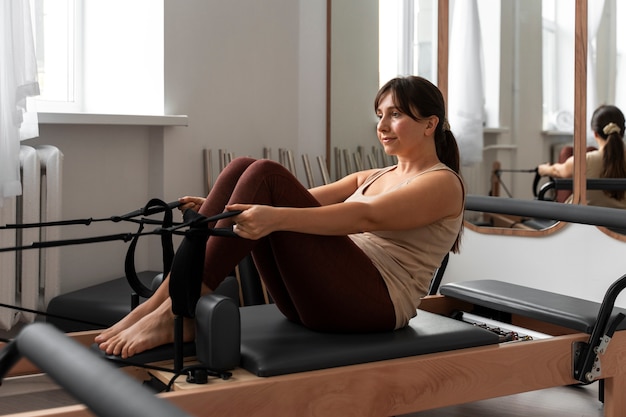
left=94, top=297, right=158, bottom=346
left=95, top=274, right=172, bottom=346
left=97, top=300, right=195, bottom=358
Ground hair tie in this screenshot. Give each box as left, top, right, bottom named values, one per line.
left=442, top=119, right=451, bottom=132
left=603, top=122, right=621, bottom=136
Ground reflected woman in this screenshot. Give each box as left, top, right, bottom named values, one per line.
left=538, top=105, right=626, bottom=209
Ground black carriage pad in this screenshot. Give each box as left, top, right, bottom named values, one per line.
left=440, top=279, right=626, bottom=333
left=46, top=271, right=161, bottom=332
left=238, top=304, right=499, bottom=377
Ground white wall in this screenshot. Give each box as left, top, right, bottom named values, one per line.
left=25, top=0, right=327, bottom=294
left=21, top=0, right=626, bottom=309
left=445, top=224, right=626, bottom=308
left=330, top=0, right=380, bottom=179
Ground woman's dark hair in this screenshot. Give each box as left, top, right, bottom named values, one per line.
left=591, top=104, right=626, bottom=200
left=374, top=75, right=463, bottom=253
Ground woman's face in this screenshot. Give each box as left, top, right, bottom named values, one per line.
left=375, top=93, right=436, bottom=157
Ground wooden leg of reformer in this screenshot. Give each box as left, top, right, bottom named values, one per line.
left=603, top=373, right=626, bottom=417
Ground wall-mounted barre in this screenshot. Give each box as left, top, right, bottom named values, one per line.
left=465, top=195, right=626, bottom=231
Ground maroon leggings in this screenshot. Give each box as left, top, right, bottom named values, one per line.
left=196, top=157, right=395, bottom=332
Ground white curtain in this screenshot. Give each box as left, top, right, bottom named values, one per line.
left=448, top=0, right=485, bottom=166
left=0, top=0, right=40, bottom=207
left=587, top=0, right=606, bottom=145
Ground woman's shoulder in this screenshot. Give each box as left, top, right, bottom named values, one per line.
left=586, top=149, right=602, bottom=158
left=356, top=166, right=396, bottom=185
left=420, top=163, right=463, bottom=185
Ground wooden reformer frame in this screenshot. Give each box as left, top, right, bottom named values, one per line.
left=3, top=288, right=626, bottom=417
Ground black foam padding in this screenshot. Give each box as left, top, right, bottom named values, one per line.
left=90, top=341, right=196, bottom=368
left=86, top=277, right=241, bottom=367
left=195, top=294, right=241, bottom=371
left=46, top=273, right=240, bottom=333
left=238, top=304, right=499, bottom=377
left=440, top=280, right=626, bottom=333
left=46, top=271, right=160, bottom=332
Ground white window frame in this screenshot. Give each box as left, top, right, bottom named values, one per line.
left=30, top=0, right=83, bottom=113
left=379, top=0, right=437, bottom=87
left=29, top=0, right=164, bottom=116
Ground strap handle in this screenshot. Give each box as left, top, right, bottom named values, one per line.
left=124, top=199, right=175, bottom=299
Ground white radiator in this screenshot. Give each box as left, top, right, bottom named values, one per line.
left=0, top=145, right=63, bottom=330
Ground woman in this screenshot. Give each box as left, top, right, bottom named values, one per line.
left=95, top=76, right=465, bottom=359
left=538, top=105, right=626, bottom=208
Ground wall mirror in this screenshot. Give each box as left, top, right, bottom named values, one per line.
left=326, top=0, right=599, bottom=238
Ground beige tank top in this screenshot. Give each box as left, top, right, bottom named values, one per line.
left=585, top=150, right=626, bottom=209
left=345, top=163, right=464, bottom=328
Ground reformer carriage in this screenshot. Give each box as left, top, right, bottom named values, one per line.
left=2, top=195, right=626, bottom=417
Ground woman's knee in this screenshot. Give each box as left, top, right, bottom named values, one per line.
left=224, top=157, right=257, bottom=174
left=247, top=158, right=287, bottom=174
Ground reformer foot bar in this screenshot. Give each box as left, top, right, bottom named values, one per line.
left=2, top=195, right=626, bottom=417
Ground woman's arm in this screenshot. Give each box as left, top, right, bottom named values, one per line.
left=538, top=155, right=574, bottom=178
left=228, top=170, right=463, bottom=240
left=308, top=169, right=378, bottom=206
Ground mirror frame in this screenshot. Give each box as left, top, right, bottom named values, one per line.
left=440, top=0, right=585, bottom=237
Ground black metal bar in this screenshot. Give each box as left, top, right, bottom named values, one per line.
left=465, top=195, right=626, bottom=230
left=538, top=178, right=626, bottom=200
left=573, top=275, right=626, bottom=383
left=8, top=323, right=192, bottom=417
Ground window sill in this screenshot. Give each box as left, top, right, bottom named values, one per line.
left=484, top=127, right=509, bottom=134
left=542, top=130, right=573, bottom=137
left=37, top=112, right=188, bottom=127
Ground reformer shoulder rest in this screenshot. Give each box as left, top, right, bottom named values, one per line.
left=440, top=279, right=626, bottom=333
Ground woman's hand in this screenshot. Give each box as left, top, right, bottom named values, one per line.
left=227, top=204, right=279, bottom=240
left=537, top=163, right=551, bottom=177
left=178, top=196, right=206, bottom=213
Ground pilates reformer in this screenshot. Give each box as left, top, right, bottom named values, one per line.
left=489, top=161, right=540, bottom=199
left=2, top=196, right=626, bottom=416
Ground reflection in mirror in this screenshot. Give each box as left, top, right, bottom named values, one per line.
left=460, top=0, right=571, bottom=232
left=585, top=0, right=626, bottom=238
left=536, top=0, right=626, bottom=238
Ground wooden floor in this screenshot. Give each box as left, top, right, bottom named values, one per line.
left=0, top=374, right=77, bottom=415
left=0, top=374, right=605, bottom=416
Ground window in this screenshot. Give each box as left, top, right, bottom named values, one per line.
left=616, top=1, right=626, bottom=112
left=379, top=0, right=437, bottom=87
left=380, top=0, right=500, bottom=128
left=542, top=0, right=575, bottom=131
left=30, top=0, right=81, bottom=112
left=29, top=0, right=164, bottom=115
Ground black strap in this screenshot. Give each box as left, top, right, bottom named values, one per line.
left=124, top=199, right=175, bottom=299
left=531, top=167, right=541, bottom=197
left=168, top=210, right=212, bottom=317
left=168, top=209, right=242, bottom=317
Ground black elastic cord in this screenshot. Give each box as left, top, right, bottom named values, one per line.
left=0, top=233, right=135, bottom=253
left=0, top=201, right=183, bottom=230
left=0, top=302, right=107, bottom=328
